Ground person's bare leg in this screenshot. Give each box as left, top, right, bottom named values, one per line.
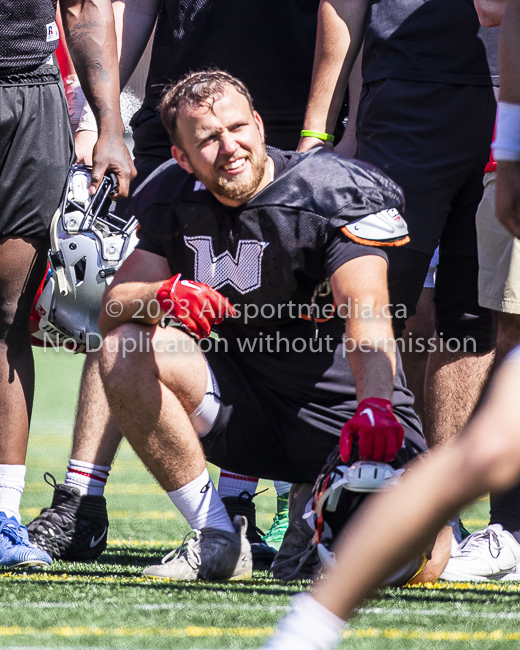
left=400, top=287, right=435, bottom=424
left=0, top=237, right=48, bottom=464
left=487, top=312, right=520, bottom=539
left=26, top=350, right=121, bottom=560
left=261, top=360, right=520, bottom=650
left=99, top=324, right=209, bottom=492
left=70, top=350, right=122, bottom=466
left=407, top=523, right=453, bottom=584
left=312, top=357, right=520, bottom=619
left=99, top=323, right=251, bottom=581
left=495, top=312, right=520, bottom=365
left=423, top=337, right=494, bottom=448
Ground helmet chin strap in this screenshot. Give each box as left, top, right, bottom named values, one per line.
left=50, top=208, right=69, bottom=297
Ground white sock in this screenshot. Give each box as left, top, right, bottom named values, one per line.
left=274, top=481, right=291, bottom=497
left=168, top=468, right=234, bottom=533
left=264, top=593, right=345, bottom=650
left=218, top=470, right=259, bottom=497
left=64, top=459, right=110, bottom=496
left=0, top=464, right=26, bottom=523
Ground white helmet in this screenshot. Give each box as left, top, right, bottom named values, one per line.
left=31, top=165, right=139, bottom=351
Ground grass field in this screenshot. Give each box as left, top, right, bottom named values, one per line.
left=1, top=347, right=518, bottom=649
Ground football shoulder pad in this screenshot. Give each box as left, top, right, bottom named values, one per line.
left=249, top=148, right=409, bottom=246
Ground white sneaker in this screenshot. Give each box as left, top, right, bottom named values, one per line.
left=143, top=515, right=252, bottom=581
left=440, top=524, right=520, bottom=581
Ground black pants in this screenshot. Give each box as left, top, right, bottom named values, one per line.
left=356, top=79, right=496, bottom=351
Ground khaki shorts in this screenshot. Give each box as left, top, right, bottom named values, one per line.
left=477, top=171, right=520, bottom=315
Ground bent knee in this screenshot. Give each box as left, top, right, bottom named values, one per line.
left=99, top=323, right=154, bottom=390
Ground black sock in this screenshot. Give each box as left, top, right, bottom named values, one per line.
left=489, top=479, right=520, bottom=545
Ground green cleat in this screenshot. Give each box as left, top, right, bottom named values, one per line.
left=262, top=491, right=290, bottom=552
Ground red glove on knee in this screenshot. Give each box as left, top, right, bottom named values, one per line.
left=156, top=274, right=236, bottom=339
left=339, top=397, right=405, bottom=463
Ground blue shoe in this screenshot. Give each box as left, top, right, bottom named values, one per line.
left=0, top=512, right=52, bottom=568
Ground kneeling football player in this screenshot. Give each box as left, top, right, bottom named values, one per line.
left=79, top=69, right=435, bottom=581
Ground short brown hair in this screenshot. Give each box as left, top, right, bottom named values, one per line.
left=160, top=69, right=255, bottom=146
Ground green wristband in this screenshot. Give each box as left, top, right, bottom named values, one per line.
left=300, top=130, right=335, bottom=143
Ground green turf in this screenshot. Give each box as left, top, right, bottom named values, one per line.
left=0, top=348, right=516, bottom=649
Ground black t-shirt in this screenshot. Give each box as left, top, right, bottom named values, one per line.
left=132, top=147, right=418, bottom=424
left=0, top=0, right=58, bottom=74
left=362, top=0, right=499, bottom=87
left=131, top=0, right=348, bottom=158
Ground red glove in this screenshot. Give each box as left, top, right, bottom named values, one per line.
left=156, top=274, right=236, bottom=339
left=339, top=397, right=404, bottom=463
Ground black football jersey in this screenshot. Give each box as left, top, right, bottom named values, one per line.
left=0, top=0, right=58, bottom=73
left=133, top=147, right=419, bottom=429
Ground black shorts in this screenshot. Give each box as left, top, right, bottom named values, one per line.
left=201, top=349, right=427, bottom=484
left=385, top=247, right=494, bottom=351
left=0, top=65, right=73, bottom=240
left=356, top=79, right=496, bottom=349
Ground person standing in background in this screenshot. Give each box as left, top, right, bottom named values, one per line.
left=0, top=0, right=134, bottom=568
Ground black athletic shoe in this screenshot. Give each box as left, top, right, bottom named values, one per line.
left=27, top=473, right=109, bottom=561
left=221, top=491, right=276, bottom=567
left=269, top=484, right=320, bottom=581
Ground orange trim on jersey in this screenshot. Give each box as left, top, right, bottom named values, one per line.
left=299, top=302, right=336, bottom=323
left=341, top=227, right=410, bottom=248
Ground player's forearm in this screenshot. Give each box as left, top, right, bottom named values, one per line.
left=331, top=256, right=395, bottom=400
left=117, top=0, right=161, bottom=89
left=302, top=0, right=368, bottom=135
left=99, top=281, right=165, bottom=337
left=346, top=318, right=396, bottom=402
left=345, top=296, right=396, bottom=401
left=60, top=0, right=124, bottom=135
left=500, top=0, right=520, bottom=103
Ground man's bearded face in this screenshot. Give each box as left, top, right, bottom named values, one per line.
left=172, top=86, right=270, bottom=207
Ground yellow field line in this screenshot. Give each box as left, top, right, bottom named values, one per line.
left=21, top=508, right=275, bottom=520
left=1, top=571, right=520, bottom=594
left=0, top=626, right=272, bottom=638
left=0, top=573, right=297, bottom=588
left=405, top=581, right=520, bottom=592
left=20, top=508, right=179, bottom=520
left=107, top=539, right=182, bottom=547
left=343, top=629, right=520, bottom=641
left=110, top=510, right=178, bottom=520
left=25, top=482, right=278, bottom=497
left=1, top=626, right=519, bottom=641
left=25, top=483, right=163, bottom=495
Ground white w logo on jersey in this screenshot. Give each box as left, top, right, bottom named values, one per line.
left=184, top=236, right=268, bottom=294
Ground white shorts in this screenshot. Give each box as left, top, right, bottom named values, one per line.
left=477, top=172, right=520, bottom=315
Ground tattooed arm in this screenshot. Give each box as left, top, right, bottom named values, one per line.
left=59, top=0, right=135, bottom=198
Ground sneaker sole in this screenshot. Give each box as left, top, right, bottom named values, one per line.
left=229, top=568, right=253, bottom=581
left=441, top=571, right=520, bottom=581
left=144, top=568, right=253, bottom=582
left=8, top=560, right=51, bottom=568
